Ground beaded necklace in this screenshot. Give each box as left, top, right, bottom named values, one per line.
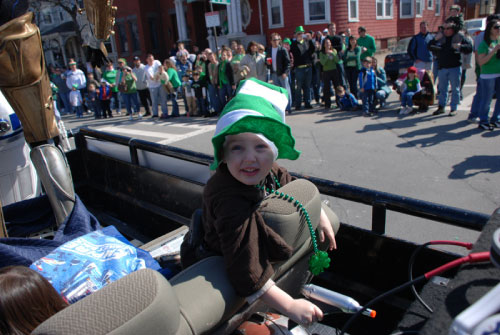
left=256, top=175, right=331, bottom=275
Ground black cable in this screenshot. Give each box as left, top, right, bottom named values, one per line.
left=408, top=242, right=434, bottom=313
left=338, top=275, right=427, bottom=335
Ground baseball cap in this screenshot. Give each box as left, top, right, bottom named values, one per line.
left=133, top=56, right=140, bottom=61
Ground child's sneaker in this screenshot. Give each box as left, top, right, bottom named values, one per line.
left=138, top=113, right=143, bottom=120
left=129, top=115, right=133, bottom=121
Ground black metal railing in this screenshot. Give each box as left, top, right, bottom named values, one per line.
left=76, top=128, right=491, bottom=234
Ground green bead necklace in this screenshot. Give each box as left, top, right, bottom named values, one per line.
left=256, top=176, right=331, bottom=275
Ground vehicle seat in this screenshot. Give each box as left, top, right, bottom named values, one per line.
left=32, top=179, right=339, bottom=335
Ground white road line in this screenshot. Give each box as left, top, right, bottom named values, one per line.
left=157, top=126, right=215, bottom=144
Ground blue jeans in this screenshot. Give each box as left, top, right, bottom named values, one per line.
left=271, top=72, right=292, bottom=111
left=294, top=66, right=312, bottom=107
left=208, top=83, right=221, bottom=114
left=111, top=91, right=122, bottom=114
left=219, top=83, right=233, bottom=109
left=401, top=91, right=416, bottom=107
left=196, top=96, right=208, bottom=116
left=437, top=66, right=461, bottom=110
left=360, top=89, right=375, bottom=114
left=468, top=79, right=482, bottom=120
left=148, top=86, right=168, bottom=117
left=169, top=92, right=179, bottom=116
left=123, top=92, right=141, bottom=115
left=477, top=76, right=500, bottom=124
left=72, top=105, right=84, bottom=117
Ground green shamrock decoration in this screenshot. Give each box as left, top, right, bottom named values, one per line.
left=309, top=251, right=331, bottom=275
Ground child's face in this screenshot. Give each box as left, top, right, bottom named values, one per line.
left=363, top=60, right=372, bottom=68
left=89, top=85, right=95, bottom=92
left=408, top=72, right=415, bottom=79
left=222, top=133, right=275, bottom=186
left=182, top=76, right=189, bottom=82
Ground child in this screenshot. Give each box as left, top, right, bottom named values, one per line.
left=99, top=81, right=113, bottom=118
left=69, top=84, right=84, bottom=118
left=399, top=66, right=421, bottom=115
left=86, top=83, right=101, bottom=119
left=191, top=71, right=208, bottom=117
left=218, top=47, right=235, bottom=108
left=336, top=86, right=359, bottom=111
left=181, top=78, right=336, bottom=326
left=181, top=74, right=197, bottom=117
left=358, top=57, right=377, bottom=116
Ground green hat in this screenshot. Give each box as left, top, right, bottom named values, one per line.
left=211, top=78, right=300, bottom=170
left=283, top=38, right=292, bottom=45
left=118, top=58, right=127, bottom=65
left=295, top=26, right=305, bottom=33
left=72, top=84, right=78, bottom=89
left=68, top=60, right=76, bottom=66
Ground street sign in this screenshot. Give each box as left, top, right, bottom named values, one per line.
left=205, top=11, right=221, bottom=28
left=210, top=0, right=231, bottom=4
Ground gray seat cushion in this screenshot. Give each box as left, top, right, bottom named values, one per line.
left=32, top=269, right=187, bottom=335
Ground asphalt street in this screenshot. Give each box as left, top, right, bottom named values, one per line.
left=63, top=64, right=500, bottom=253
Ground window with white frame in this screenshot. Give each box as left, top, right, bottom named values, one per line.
left=376, top=0, right=393, bottom=19
left=427, top=0, right=433, bottom=9
left=400, top=0, right=413, bottom=18
left=435, top=0, right=440, bottom=15
left=348, top=0, right=359, bottom=21
left=42, top=10, right=53, bottom=24
left=416, top=0, right=423, bottom=16
left=267, top=0, right=284, bottom=28
left=303, top=0, right=330, bottom=24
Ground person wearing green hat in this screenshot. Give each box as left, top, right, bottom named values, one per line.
left=291, top=26, right=315, bottom=110
left=65, top=58, right=86, bottom=92
left=181, top=78, right=336, bottom=326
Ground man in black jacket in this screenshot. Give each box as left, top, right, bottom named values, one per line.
left=428, top=21, right=472, bottom=116
left=291, top=26, right=315, bottom=110
left=268, top=33, right=292, bottom=113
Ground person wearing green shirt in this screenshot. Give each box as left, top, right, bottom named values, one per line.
left=164, top=59, right=181, bottom=117
left=102, top=62, right=121, bottom=115
left=117, top=59, right=142, bottom=120
left=319, top=38, right=340, bottom=109
left=357, top=26, right=376, bottom=61
left=343, top=36, right=362, bottom=98
left=476, top=19, right=500, bottom=130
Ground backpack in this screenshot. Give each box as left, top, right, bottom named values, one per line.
left=99, top=84, right=112, bottom=100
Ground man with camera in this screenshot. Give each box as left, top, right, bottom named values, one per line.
left=116, top=58, right=142, bottom=120
left=428, top=20, right=472, bottom=116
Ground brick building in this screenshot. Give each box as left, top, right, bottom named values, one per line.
left=112, top=0, right=486, bottom=64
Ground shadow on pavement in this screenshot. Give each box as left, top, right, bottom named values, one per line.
left=449, top=155, right=500, bottom=179
left=396, top=120, right=479, bottom=148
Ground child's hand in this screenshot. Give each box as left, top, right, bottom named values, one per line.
left=286, top=299, right=323, bottom=325
left=318, top=208, right=337, bottom=251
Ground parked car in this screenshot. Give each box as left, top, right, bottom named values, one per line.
left=465, top=17, right=486, bottom=37
left=384, top=37, right=414, bottom=82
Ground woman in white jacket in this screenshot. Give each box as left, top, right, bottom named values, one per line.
left=239, top=41, right=267, bottom=82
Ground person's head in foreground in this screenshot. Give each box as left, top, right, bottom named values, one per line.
left=210, top=78, right=300, bottom=185
left=0, top=266, right=68, bottom=335
left=362, top=56, right=372, bottom=68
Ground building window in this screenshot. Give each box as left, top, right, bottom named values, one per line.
left=416, top=0, right=423, bottom=16
left=400, top=0, right=413, bottom=18
left=128, top=18, right=141, bottom=52
left=59, top=11, right=64, bottom=21
left=267, top=0, right=284, bottom=28
left=427, top=0, right=433, bottom=9
left=376, top=0, right=393, bottom=19
left=348, top=0, right=359, bottom=21
left=435, top=0, right=440, bottom=15
left=303, top=0, right=330, bottom=24
left=148, top=18, right=160, bottom=52
left=42, top=10, right=52, bottom=24
left=117, top=22, right=129, bottom=53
